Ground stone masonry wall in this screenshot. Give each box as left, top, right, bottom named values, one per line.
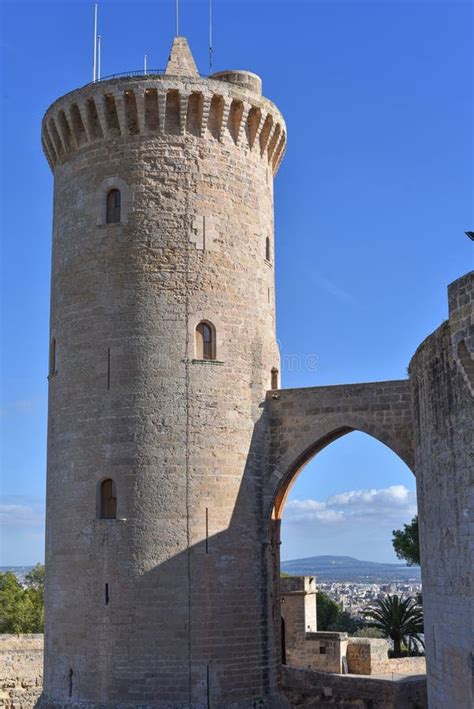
left=282, top=666, right=427, bottom=708
left=409, top=271, right=474, bottom=709
left=345, top=639, right=387, bottom=675
left=346, top=640, right=425, bottom=676
left=300, top=634, right=348, bottom=674
left=0, top=635, right=43, bottom=708
left=374, top=657, right=426, bottom=677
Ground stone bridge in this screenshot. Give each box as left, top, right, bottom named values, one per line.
left=263, top=379, right=414, bottom=521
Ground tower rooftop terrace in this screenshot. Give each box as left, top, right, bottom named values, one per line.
left=41, top=37, right=285, bottom=174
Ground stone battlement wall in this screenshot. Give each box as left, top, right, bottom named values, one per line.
left=0, top=635, right=426, bottom=709
left=282, top=665, right=427, bottom=708
left=41, top=74, right=286, bottom=174
left=0, top=635, right=43, bottom=708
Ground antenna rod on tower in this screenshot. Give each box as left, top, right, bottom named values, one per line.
left=209, top=0, right=213, bottom=72
left=93, top=3, right=98, bottom=82
left=97, top=34, right=102, bottom=81
left=144, top=53, right=148, bottom=75
left=176, top=0, right=179, bottom=36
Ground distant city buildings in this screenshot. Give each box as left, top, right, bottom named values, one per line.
left=318, top=581, right=422, bottom=618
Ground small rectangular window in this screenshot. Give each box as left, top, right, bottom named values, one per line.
left=49, top=338, right=57, bottom=376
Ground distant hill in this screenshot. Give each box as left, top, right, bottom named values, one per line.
left=281, top=555, right=421, bottom=583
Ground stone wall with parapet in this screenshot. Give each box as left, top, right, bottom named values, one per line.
left=376, top=656, right=426, bottom=676
left=287, top=632, right=349, bottom=674
left=346, top=638, right=388, bottom=674
left=282, top=665, right=427, bottom=708
left=0, top=634, right=43, bottom=708
left=347, top=639, right=425, bottom=676
left=41, top=72, right=286, bottom=175
left=0, top=634, right=425, bottom=709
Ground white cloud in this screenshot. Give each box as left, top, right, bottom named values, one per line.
left=0, top=501, right=45, bottom=528
left=285, top=485, right=416, bottom=525
left=0, top=397, right=44, bottom=417
left=0, top=497, right=45, bottom=566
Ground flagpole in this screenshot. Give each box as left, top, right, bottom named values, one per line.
left=93, top=3, right=98, bottom=82
left=209, top=0, right=213, bottom=73
left=97, top=34, right=102, bottom=81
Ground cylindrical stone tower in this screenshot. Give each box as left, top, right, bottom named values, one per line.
left=409, top=271, right=473, bottom=709
left=41, top=38, right=287, bottom=707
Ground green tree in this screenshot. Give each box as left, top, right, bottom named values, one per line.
left=0, top=565, right=45, bottom=634
left=316, top=591, right=342, bottom=630
left=317, top=592, right=364, bottom=633
left=392, top=515, right=420, bottom=566
left=24, top=564, right=45, bottom=632
left=362, top=594, right=424, bottom=657
left=25, top=564, right=45, bottom=590
left=0, top=572, right=24, bottom=633
left=327, top=610, right=361, bottom=634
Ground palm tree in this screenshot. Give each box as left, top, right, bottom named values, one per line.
left=362, top=594, right=424, bottom=657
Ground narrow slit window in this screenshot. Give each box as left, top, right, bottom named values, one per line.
left=99, top=479, right=117, bottom=519
left=265, top=237, right=271, bottom=262
left=106, top=189, right=121, bottom=224
left=271, top=367, right=279, bottom=390
left=196, top=322, right=216, bottom=360
left=49, top=337, right=57, bottom=376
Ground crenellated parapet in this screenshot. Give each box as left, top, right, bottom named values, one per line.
left=41, top=70, right=287, bottom=175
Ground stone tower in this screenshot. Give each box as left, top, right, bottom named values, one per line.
left=41, top=37, right=287, bottom=707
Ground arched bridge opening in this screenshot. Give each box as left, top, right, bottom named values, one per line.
left=261, top=379, right=415, bottom=672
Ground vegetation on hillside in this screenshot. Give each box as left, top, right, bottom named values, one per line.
left=0, top=564, right=45, bottom=633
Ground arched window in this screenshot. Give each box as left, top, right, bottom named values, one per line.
left=99, top=479, right=117, bottom=519
left=106, top=189, right=121, bottom=224
left=49, top=337, right=57, bottom=376
left=265, top=237, right=271, bottom=262
left=196, top=321, right=216, bottom=360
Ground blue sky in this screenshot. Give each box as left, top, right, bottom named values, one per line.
left=1, top=0, right=472, bottom=566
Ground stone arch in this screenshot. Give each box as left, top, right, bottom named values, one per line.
left=272, top=419, right=414, bottom=522
left=263, top=380, right=414, bottom=525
